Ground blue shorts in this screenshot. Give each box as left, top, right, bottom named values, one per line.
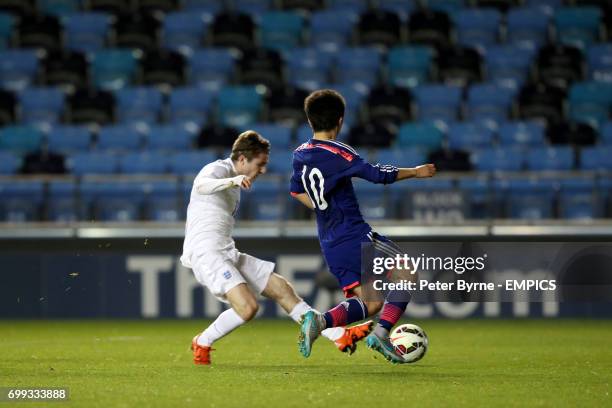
left=324, top=230, right=402, bottom=297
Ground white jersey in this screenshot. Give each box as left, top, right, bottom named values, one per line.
left=180, top=158, right=245, bottom=268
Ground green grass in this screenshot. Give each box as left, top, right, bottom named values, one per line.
left=1, top=319, right=611, bottom=407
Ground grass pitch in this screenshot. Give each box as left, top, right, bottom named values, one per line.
left=1, top=319, right=611, bottom=407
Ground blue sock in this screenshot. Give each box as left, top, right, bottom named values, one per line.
left=323, top=297, right=369, bottom=328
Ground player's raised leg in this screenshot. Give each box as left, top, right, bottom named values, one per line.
left=192, top=283, right=258, bottom=365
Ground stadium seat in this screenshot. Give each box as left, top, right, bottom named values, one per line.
left=518, top=83, right=566, bottom=124
left=113, top=12, right=160, bottom=51
left=86, top=0, right=131, bottom=15
left=397, top=122, right=444, bottom=151
left=217, top=86, right=263, bottom=128
left=81, top=181, right=145, bottom=222
left=189, top=48, right=236, bottom=92
left=0, top=180, right=44, bottom=222
left=266, top=148, right=294, bottom=175
left=524, top=0, right=561, bottom=14
left=168, top=87, right=213, bottom=124
left=140, top=49, right=186, bottom=87
left=334, top=47, right=382, bottom=88
left=16, top=13, right=62, bottom=51
left=387, top=45, right=433, bottom=89
left=66, top=88, right=115, bottom=124
left=46, top=125, right=92, bottom=153
left=347, top=122, right=395, bottom=148
left=568, top=81, right=612, bottom=129
left=64, top=12, right=111, bottom=52
left=310, top=9, right=357, bottom=52
left=236, top=48, right=284, bottom=91
left=364, top=85, right=412, bottom=127
left=352, top=178, right=395, bottom=220
left=147, top=124, right=195, bottom=151
left=91, top=49, right=139, bottom=91
left=470, top=147, right=526, bottom=171
left=0, top=12, right=14, bottom=49
left=395, top=178, right=458, bottom=221
left=47, top=180, right=78, bottom=222
left=437, top=45, right=483, bottom=86
left=601, top=122, right=612, bottom=145
left=285, top=47, right=333, bottom=91
left=498, top=121, right=546, bottom=147
left=168, top=150, right=218, bottom=175
left=425, top=0, right=465, bottom=14
left=453, top=8, right=501, bottom=50
left=39, top=0, right=80, bottom=16
left=558, top=178, right=600, bottom=219
left=136, top=0, right=179, bottom=14
left=484, top=45, right=535, bottom=88
left=277, top=0, right=322, bottom=12
left=119, top=151, right=169, bottom=174
left=0, top=151, right=20, bottom=174
left=144, top=180, right=181, bottom=222
left=246, top=178, right=286, bottom=220
left=196, top=124, right=241, bottom=148
left=96, top=125, right=143, bottom=151
left=356, top=9, right=402, bottom=48
left=407, top=9, right=452, bottom=50
left=554, top=7, right=602, bottom=49
left=458, top=176, right=492, bottom=219
left=377, top=0, right=417, bottom=21
left=504, top=178, right=556, bottom=219
left=413, top=84, right=462, bottom=123
left=235, top=0, right=273, bottom=14
left=243, top=123, right=292, bottom=149
left=0, top=89, right=14, bottom=125
left=506, top=7, right=550, bottom=50
left=535, top=44, right=584, bottom=89
left=267, top=86, right=309, bottom=126
left=19, top=87, right=65, bottom=125
left=162, top=11, right=209, bottom=52
left=0, top=125, right=43, bottom=152
left=41, top=50, right=89, bottom=88
left=0, top=49, right=39, bottom=91
left=182, top=0, right=222, bottom=13
left=587, top=43, right=612, bottom=82
left=465, top=83, right=516, bottom=123
left=260, top=11, right=304, bottom=51
left=376, top=148, right=426, bottom=168
left=68, top=152, right=118, bottom=175
left=210, top=12, right=255, bottom=51
left=580, top=146, right=612, bottom=171
left=115, top=87, right=163, bottom=124
left=546, top=121, right=597, bottom=146
left=448, top=123, right=495, bottom=150
left=526, top=147, right=574, bottom=171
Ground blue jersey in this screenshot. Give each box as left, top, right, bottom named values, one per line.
left=290, top=138, right=399, bottom=275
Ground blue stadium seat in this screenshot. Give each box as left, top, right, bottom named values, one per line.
left=353, top=178, right=395, bottom=220
left=147, top=124, right=195, bottom=151
left=498, top=121, right=546, bottom=147
left=376, top=148, right=426, bottom=168
left=162, top=11, right=210, bottom=52
left=0, top=151, right=20, bottom=174
left=182, top=0, right=223, bottom=14
left=244, top=123, right=292, bottom=149
left=168, top=150, right=218, bottom=175
left=81, top=181, right=145, bottom=222
left=524, top=0, right=561, bottom=14
left=580, top=146, right=612, bottom=171
left=453, top=9, right=501, bottom=49
left=601, top=122, right=612, bottom=145
left=47, top=125, right=92, bottom=152
left=39, top=0, right=79, bottom=15
left=559, top=178, right=600, bottom=219
left=266, top=148, right=294, bottom=175
left=568, top=81, right=612, bottom=129
left=484, top=45, right=535, bottom=88
left=504, top=178, right=555, bottom=219
left=0, top=49, right=39, bottom=91
left=19, top=87, right=65, bottom=124
left=335, top=47, right=382, bottom=88
left=470, top=147, right=526, bottom=171
left=378, top=0, right=417, bottom=21
left=397, top=122, right=444, bottom=151
left=246, top=178, right=285, bottom=220
left=64, top=12, right=111, bottom=52
left=189, top=48, right=236, bottom=92
left=466, top=83, right=516, bottom=123
left=310, top=10, right=357, bottom=52
left=0, top=126, right=43, bottom=152
left=68, top=152, right=118, bottom=175
left=394, top=178, right=457, bottom=220
left=526, top=147, right=574, bottom=171
left=115, top=87, right=163, bottom=124
left=327, top=0, right=368, bottom=13
left=168, top=87, right=213, bottom=124
left=506, top=7, right=550, bottom=50
left=91, top=49, right=139, bottom=91
left=119, top=152, right=169, bottom=174
left=425, top=0, right=464, bottom=14
left=144, top=180, right=181, bottom=222
left=387, top=45, right=433, bottom=88
left=0, top=180, right=44, bottom=222
left=588, top=43, right=612, bottom=82
left=413, top=85, right=462, bottom=123
left=448, top=123, right=495, bottom=150
left=234, top=0, right=271, bottom=14
left=47, top=180, right=78, bottom=222
left=217, top=86, right=263, bottom=128
left=260, top=11, right=304, bottom=51
left=0, top=13, right=15, bottom=49
left=96, top=125, right=142, bottom=151
left=554, top=7, right=602, bottom=49
left=285, top=48, right=333, bottom=91
left=458, top=176, right=491, bottom=219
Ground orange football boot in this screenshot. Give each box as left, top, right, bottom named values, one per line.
left=335, top=320, right=374, bottom=355
left=191, top=335, right=214, bottom=365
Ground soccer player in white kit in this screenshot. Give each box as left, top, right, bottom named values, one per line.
left=182, top=131, right=373, bottom=365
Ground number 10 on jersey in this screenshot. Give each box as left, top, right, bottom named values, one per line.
left=301, top=165, right=328, bottom=210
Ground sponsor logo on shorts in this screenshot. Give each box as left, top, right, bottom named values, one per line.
left=223, top=271, right=232, bottom=280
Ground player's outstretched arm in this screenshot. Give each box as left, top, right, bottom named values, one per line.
left=396, top=164, right=437, bottom=181
left=195, top=175, right=251, bottom=195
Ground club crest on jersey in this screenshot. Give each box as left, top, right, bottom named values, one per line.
left=223, top=271, right=232, bottom=280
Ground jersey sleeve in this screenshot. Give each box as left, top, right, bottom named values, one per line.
left=349, top=156, right=399, bottom=184
left=289, top=154, right=305, bottom=196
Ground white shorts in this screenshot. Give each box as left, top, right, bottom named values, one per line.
left=190, top=248, right=275, bottom=303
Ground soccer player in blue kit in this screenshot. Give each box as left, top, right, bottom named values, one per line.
left=291, top=89, right=437, bottom=364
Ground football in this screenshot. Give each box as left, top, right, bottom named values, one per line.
left=390, top=324, right=429, bottom=363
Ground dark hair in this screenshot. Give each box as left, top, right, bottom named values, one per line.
left=231, top=130, right=270, bottom=161
left=304, top=89, right=346, bottom=132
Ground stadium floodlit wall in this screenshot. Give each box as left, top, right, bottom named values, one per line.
left=1, top=223, right=612, bottom=319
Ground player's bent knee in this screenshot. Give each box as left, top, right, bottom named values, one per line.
left=366, top=300, right=383, bottom=315
left=235, top=300, right=259, bottom=321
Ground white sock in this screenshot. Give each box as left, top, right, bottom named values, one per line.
left=197, top=308, right=246, bottom=347
left=288, top=301, right=344, bottom=342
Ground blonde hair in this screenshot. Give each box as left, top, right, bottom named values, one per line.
left=230, top=130, right=270, bottom=161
